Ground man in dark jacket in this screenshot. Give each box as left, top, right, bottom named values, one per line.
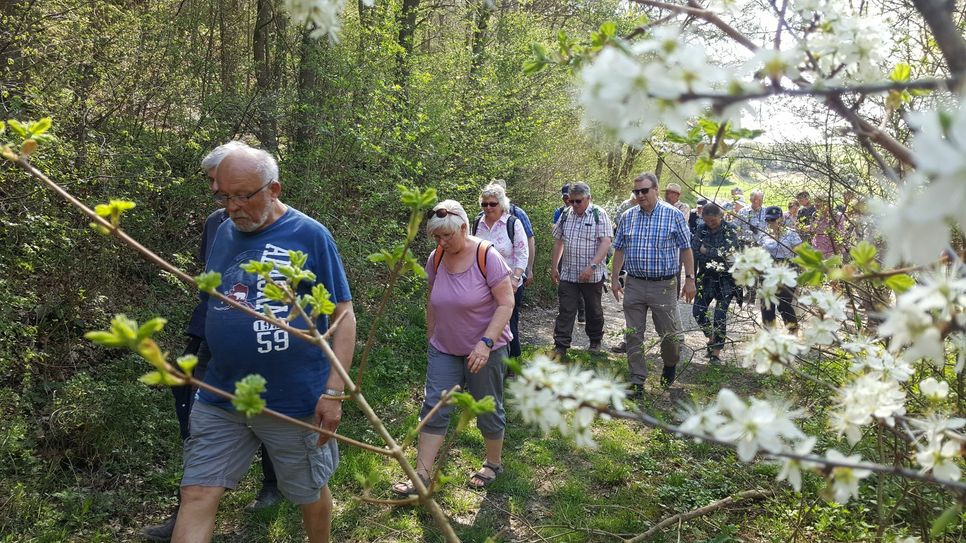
left=691, top=203, right=740, bottom=364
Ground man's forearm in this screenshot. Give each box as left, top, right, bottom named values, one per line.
left=611, top=249, right=624, bottom=280
left=680, top=249, right=695, bottom=277
left=551, top=239, right=564, bottom=269
left=326, top=301, right=356, bottom=391
left=592, top=238, right=612, bottom=265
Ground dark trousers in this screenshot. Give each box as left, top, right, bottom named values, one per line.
left=173, top=337, right=277, bottom=487
left=761, top=285, right=798, bottom=329
left=554, top=280, right=605, bottom=348
left=509, top=284, right=524, bottom=358
left=692, top=274, right=736, bottom=350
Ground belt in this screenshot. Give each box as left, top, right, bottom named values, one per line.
left=628, top=273, right=676, bottom=281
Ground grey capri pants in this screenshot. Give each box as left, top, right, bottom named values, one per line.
left=420, top=343, right=507, bottom=439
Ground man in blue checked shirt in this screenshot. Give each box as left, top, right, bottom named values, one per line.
left=611, top=172, right=696, bottom=398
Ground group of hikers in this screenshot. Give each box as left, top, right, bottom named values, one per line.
left=141, top=140, right=856, bottom=542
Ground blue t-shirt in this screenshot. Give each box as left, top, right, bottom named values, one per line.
left=186, top=209, right=230, bottom=338
left=511, top=205, right=534, bottom=238
left=197, top=207, right=352, bottom=418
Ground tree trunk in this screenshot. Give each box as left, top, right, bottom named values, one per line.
left=395, top=0, right=420, bottom=90
left=469, top=0, right=493, bottom=79
left=253, top=0, right=278, bottom=150
left=295, top=29, right=321, bottom=149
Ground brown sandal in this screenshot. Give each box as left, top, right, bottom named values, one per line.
left=468, top=462, right=504, bottom=489
left=391, top=473, right=431, bottom=496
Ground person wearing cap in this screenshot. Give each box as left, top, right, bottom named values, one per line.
left=690, top=198, right=707, bottom=234
left=663, top=183, right=690, bottom=223
left=796, top=190, right=817, bottom=230
left=723, top=187, right=745, bottom=212
left=552, top=184, right=572, bottom=224
left=611, top=172, right=696, bottom=396
left=691, top=203, right=740, bottom=364
left=758, top=206, right=802, bottom=331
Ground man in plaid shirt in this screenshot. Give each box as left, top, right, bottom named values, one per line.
left=611, top=172, right=696, bottom=397
left=551, top=182, right=612, bottom=357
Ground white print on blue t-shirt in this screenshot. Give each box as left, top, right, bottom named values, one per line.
left=253, top=243, right=292, bottom=353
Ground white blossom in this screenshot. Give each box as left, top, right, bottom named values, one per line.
left=919, top=377, right=950, bottom=401
left=916, top=437, right=962, bottom=481
left=730, top=247, right=774, bottom=287
left=800, top=291, right=848, bottom=322
left=849, top=345, right=914, bottom=383
left=759, top=265, right=798, bottom=309
left=825, top=449, right=872, bottom=504
left=802, top=318, right=841, bottom=346
left=909, top=414, right=966, bottom=443
left=831, top=374, right=906, bottom=444
left=745, top=46, right=805, bottom=82
left=679, top=401, right=727, bottom=438
left=509, top=355, right=627, bottom=448
left=776, top=436, right=818, bottom=492
left=283, top=0, right=347, bottom=42
left=743, top=327, right=807, bottom=376
left=878, top=296, right=945, bottom=363
left=713, top=390, right=805, bottom=461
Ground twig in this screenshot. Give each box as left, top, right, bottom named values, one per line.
left=625, top=489, right=776, bottom=542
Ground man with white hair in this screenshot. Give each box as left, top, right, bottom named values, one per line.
left=143, top=140, right=281, bottom=540
left=551, top=182, right=612, bottom=356
left=172, top=147, right=356, bottom=543
left=663, top=182, right=690, bottom=223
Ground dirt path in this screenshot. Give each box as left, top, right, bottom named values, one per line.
left=519, top=282, right=762, bottom=391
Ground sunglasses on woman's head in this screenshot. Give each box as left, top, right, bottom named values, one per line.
left=480, top=202, right=500, bottom=208
left=426, top=208, right=460, bottom=220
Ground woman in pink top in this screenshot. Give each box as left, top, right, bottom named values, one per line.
left=810, top=199, right=845, bottom=258
left=474, top=183, right=529, bottom=359
left=391, top=200, right=515, bottom=495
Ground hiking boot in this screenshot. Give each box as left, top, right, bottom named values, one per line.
left=246, top=484, right=282, bottom=512
left=660, top=365, right=677, bottom=387
left=610, top=341, right=626, bottom=354
left=142, top=513, right=177, bottom=542
left=588, top=341, right=602, bottom=353
left=626, top=384, right=645, bottom=400
left=709, top=354, right=722, bottom=366
left=553, top=347, right=568, bottom=360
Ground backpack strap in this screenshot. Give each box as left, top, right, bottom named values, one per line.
left=506, top=215, right=517, bottom=244
left=472, top=213, right=482, bottom=236
left=434, top=241, right=492, bottom=279
left=476, top=240, right=492, bottom=278
left=433, top=245, right=444, bottom=275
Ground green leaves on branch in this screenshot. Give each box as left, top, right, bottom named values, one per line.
left=90, top=199, right=136, bottom=234
left=300, top=284, right=336, bottom=318
left=368, top=244, right=426, bottom=279
left=232, top=374, right=267, bottom=417
left=398, top=184, right=438, bottom=242
left=1, top=117, right=54, bottom=161
left=451, top=392, right=496, bottom=432
left=664, top=118, right=763, bottom=179
left=523, top=21, right=622, bottom=74
left=792, top=243, right=843, bottom=286
left=195, top=271, right=222, bottom=293
left=85, top=315, right=185, bottom=386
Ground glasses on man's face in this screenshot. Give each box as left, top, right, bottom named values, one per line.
left=570, top=198, right=585, bottom=205
left=426, top=208, right=460, bottom=220
left=213, top=180, right=274, bottom=204
left=480, top=202, right=500, bottom=208
left=632, top=187, right=651, bottom=196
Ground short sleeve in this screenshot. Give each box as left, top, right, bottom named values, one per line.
left=552, top=216, right=564, bottom=240
left=514, top=207, right=534, bottom=237
left=484, top=246, right=511, bottom=288
left=673, top=211, right=691, bottom=249
left=313, top=227, right=352, bottom=303
left=597, top=208, right=612, bottom=240
left=613, top=214, right=627, bottom=250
